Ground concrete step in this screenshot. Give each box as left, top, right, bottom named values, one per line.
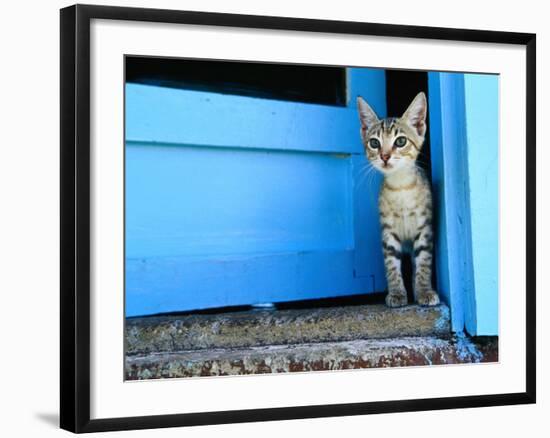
left=126, top=303, right=450, bottom=354
left=125, top=334, right=497, bottom=380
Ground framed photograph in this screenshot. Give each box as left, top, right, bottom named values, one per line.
left=60, top=4, right=536, bottom=433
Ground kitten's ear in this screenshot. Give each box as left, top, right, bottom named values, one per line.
left=357, top=96, right=379, bottom=132
left=402, top=92, right=427, bottom=137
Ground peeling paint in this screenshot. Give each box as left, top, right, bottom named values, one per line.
left=454, top=332, right=483, bottom=362
left=125, top=335, right=497, bottom=380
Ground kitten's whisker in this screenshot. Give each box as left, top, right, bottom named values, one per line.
left=355, top=163, right=375, bottom=190
left=357, top=171, right=371, bottom=189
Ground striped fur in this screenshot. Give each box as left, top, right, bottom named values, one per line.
left=357, top=92, right=440, bottom=308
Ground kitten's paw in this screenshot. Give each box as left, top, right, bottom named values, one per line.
left=385, top=292, right=408, bottom=308
left=416, top=290, right=440, bottom=307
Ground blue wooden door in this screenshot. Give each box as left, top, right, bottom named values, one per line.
left=125, top=68, right=387, bottom=316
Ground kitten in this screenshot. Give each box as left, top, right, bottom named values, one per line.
left=357, top=92, right=440, bottom=308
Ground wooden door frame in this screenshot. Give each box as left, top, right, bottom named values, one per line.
left=428, top=72, right=499, bottom=336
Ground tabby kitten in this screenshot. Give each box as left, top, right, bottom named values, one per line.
left=357, top=92, right=440, bottom=308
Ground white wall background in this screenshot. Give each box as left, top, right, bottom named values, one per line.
left=0, top=0, right=546, bottom=436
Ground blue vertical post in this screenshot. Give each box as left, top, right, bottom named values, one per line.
left=463, top=74, right=499, bottom=336
left=429, top=72, right=499, bottom=336
left=428, top=72, right=476, bottom=333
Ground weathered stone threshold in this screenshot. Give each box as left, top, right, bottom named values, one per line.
left=126, top=335, right=498, bottom=380
left=126, top=303, right=451, bottom=353
left=125, top=303, right=497, bottom=380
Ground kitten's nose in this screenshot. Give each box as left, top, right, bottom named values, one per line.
left=381, top=153, right=391, bottom=164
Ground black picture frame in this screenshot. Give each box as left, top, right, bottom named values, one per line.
left=60, top=4, right=536, bottom=433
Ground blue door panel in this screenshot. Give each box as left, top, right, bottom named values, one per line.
left=126, top=250, right=375, bottom=316
left=126, top=143, right=354, bottom=258
left=352, top=155, right=385, bottom=286
left=127, top=84, right=364, bottom=154
left=126, top=69, right=387, bottom=316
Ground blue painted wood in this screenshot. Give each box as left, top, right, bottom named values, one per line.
left=348, top=69, right=387, bottom=288
left=428, top=72, right=476, bottom=333
left=429, top=72, right=498, bottom=336
left=428, top=73, right=452, bottom=324
left=347, top=68, right=387, bottom=115
left=126, top=143, right=354, bottom=259
left=126, top=68, right=388, bottom=316
left=463, top=74, right=499, bottom=336
left=351, top=154, right=386, bottom=291
left=126, top=83, right=364, bottom=154
left=126, top=250, right=375, bottom=316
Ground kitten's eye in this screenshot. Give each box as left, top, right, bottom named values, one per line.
left=369, top=138, right=381, bottom=149
left=394, top=136, right=407, bottom=148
